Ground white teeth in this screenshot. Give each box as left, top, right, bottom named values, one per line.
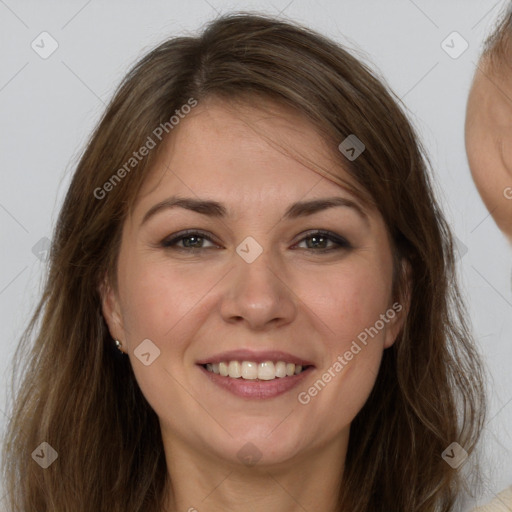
left=241, top=361, right=258, bottom=380
left=275, top=361, right=287, bottom=378
left=219, top=362, right=229, bottom=377
left=204, top=360, right=308, bottom=380
left=228, top=361, right=241, bottom=378
left=258, top=361, right=275, bottom=381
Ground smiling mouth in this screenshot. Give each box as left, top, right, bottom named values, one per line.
left=201, top=360, right=312, bottom=381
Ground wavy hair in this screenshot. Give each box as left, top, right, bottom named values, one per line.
left=1, top=11, right=486, bottom=511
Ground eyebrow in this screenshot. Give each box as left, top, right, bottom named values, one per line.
left=140, top=195, right=370, bottom=227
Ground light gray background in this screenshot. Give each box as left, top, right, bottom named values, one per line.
left=1, top=1, right=511, bottom=510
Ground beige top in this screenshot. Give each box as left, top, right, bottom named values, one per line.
left=471, top=486, right=512, bottom=512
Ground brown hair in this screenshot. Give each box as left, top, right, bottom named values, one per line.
left=1, top=11, right=486, bottom=511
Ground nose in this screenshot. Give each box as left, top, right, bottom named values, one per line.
left=219, top=246, right=298, bottom=331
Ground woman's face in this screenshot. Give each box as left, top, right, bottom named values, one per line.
left=101, top=98, right=406, bottom=468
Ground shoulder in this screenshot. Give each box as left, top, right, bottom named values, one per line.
left=470, top=485, right=512, bottom=512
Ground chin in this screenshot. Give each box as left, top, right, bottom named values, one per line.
left=210, top=421, right=310, bottom=467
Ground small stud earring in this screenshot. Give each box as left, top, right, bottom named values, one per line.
left=114, top=339, right=124, bottom=353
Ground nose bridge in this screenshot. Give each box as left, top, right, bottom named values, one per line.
left=219, top=236, right=296, bottom=328
left=236, top=241, right=278, bottom=296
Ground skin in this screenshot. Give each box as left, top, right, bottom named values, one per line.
left=465, top=54, right=512, bottom=243
left=100, top=97, right=408, bottom=512
left=465, top=50, right=512, bottom=509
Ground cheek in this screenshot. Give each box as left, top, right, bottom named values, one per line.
left=117, top=255, right=224, bottom=347
left=303, top=273, right=390, bottom=421
left=312, top=259, right=392, bottom=348
left=117, top=259, right=213, bottom=409
left=302, top=255, right=393, bottom=414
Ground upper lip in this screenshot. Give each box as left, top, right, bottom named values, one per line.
left=196, top=349, right=315, bottom=367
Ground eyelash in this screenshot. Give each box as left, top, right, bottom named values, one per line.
left=160, top=229, right=351, bottom=253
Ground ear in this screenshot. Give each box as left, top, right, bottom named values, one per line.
left=98, top=274, right=126, bottom=343
left=383, top=259, right=412, bottom=349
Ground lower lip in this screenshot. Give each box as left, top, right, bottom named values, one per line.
left=198, top=365, right=314, bottom=399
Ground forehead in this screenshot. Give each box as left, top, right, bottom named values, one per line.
left=134, top=97, right=368, bottom=212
